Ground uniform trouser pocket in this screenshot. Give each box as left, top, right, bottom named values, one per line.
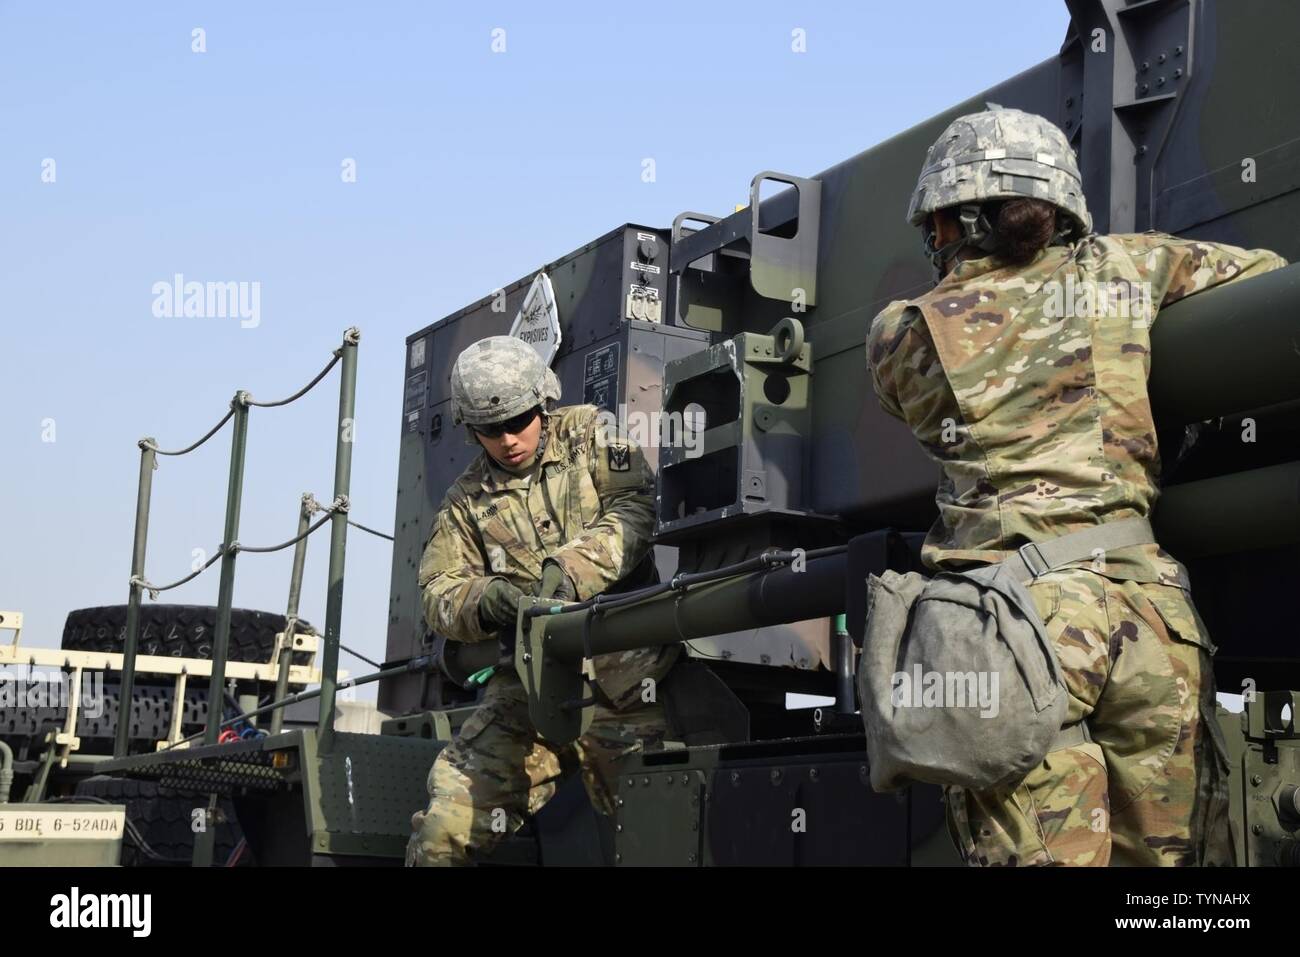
left=1153, top=590, right=1234, bottom=866
left=944, top=741, right=1110, bottom=867
left=1100, top=582, right=1232, bottom=865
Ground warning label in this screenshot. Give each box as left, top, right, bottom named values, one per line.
left=583, top=343, right=620, bottom=412
left=405, top=371, right=427, bottom=413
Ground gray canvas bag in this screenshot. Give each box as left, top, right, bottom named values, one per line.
left=857, top=517, right=1154, bottom=792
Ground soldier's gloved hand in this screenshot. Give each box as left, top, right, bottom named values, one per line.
left=478, top=578, right=524, bottom=631
left=536, top=561, right=577, bottom=602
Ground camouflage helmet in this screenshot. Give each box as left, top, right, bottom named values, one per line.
left=907, top=107, right=1092, bottom=236
left=450, top=335, right=561, bottom=427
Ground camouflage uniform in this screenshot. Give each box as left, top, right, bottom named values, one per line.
left=407, top=403, right=679, bottom=866
left=868, top=233, right=1287, bottom=865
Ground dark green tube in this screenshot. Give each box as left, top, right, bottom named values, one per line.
left=271, top=494, right=313, bottom=735
left=537, top=551, right=846, bottom=664
left=116, top=440, right=156, bottom=759
left=1154, top=461, right=1300, bottom=558
left=318, top=330, right=360, bottom=753
left=203, top=396, right=249, bottom=747
left=1150, top=263, right=1300, bottom=424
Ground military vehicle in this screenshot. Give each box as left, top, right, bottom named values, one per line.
left=4, top=0, right=1298, bottom=867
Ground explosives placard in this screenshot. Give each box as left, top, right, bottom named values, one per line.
left=510, top=272, right=561, bottom=367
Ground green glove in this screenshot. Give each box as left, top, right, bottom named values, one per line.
left=537, top=561, right=577, bottom=602
left=478, top=578, right=523, bottom=630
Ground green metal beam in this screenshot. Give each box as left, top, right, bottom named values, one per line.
left=318, top=329, right=360, bottom=753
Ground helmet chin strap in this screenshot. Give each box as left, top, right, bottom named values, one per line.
left=922, top=203, right=999, bottom=282
left=532, top=409, right=551, bottom=462
left=924, top=203, right=1087, bottom=281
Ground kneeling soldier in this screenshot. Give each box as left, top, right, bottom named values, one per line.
left=406, top=335, right=678, bottom=866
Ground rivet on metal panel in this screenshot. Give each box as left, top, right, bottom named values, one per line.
left=688, top=853, right=697, bottom=863
left=730, top=771, right=740, bottom=786
left=642, top=776, right=650, bottom=787
left=809, top=768, right=819, bottom=782
left=626, top=777, right=635, bottom=788
left=770, top=769, right=783, bottom=785
left=681, top=773, right=689, bottom=785
left=1252, top=775, right=1263, bottom=787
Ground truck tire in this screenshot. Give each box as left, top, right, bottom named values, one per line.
left=61, top=604, right=314, bottom=666
left=73, top=775, right=249, bottom=867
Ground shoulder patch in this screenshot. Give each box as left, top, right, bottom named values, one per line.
left=607, top=442, right=631, bottom=471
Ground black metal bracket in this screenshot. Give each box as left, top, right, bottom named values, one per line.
left=1063, top=0, right=1195, bottom=231
left=669, top=171, right=821, bottom=335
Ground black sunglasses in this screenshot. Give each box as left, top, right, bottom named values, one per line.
left=472, top=407, right=540, bottom=439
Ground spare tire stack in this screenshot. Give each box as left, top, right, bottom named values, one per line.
left=61, top=604, right=315, bottom=666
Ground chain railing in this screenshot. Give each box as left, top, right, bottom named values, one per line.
left=115, top=328, right=362, bottom=760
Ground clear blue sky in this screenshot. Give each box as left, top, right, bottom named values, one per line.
left=1, top=2, right=1070, bottom=699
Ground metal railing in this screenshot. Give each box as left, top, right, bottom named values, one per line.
left=115, top=328, right=361, bottom=759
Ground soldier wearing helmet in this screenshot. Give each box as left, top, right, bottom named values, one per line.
left=867, top=108, right=1287, bottom=866
left=406, top=335, right=678, bottom=867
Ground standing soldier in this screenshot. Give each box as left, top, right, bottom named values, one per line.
left=406, top=335, right=678, bottom=867
left=867, top=108, right=1286, bottom=866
